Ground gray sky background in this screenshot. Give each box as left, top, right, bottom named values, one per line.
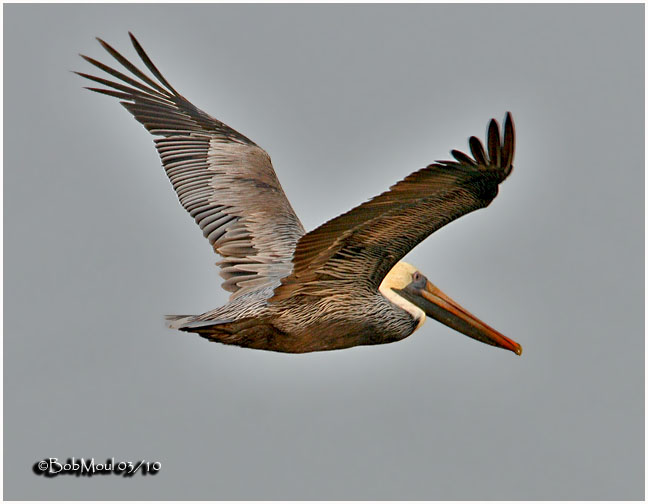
left=4, top=4, right=644, bottom=500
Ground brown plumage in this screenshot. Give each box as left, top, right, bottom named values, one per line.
left=78, top=33, right=522, bottom=356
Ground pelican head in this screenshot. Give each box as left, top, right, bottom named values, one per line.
left=380, top=262, right=522, bottom=355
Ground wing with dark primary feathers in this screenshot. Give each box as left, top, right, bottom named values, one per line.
left=77, top=33, right=305, bottom=299
left=271, top=113, right=515, bottom=301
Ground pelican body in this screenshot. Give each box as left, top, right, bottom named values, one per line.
left=78, top=34, right=522, bottom=356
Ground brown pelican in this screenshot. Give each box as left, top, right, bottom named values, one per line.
left=77, top=33, right=522, bottom=356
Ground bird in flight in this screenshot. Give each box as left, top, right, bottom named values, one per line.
left=77, top=33, right=522, bottom=355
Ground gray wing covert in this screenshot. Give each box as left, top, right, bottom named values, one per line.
left=78, top=33, right=305, bottom=298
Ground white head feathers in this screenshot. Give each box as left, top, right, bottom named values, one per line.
left=379, top=261, right=426, bottom=330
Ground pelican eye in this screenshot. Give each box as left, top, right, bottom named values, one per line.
left=412, top=271, right=426, bottom=287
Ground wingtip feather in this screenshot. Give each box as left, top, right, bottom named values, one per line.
left=451, top=149, right=476, bottom=166
left=487, top=118, right=501, bottom=167
left=469, top=135, right=488, bottom=166
left=439, top=112, right=515, bottom=179
left=127, top=31, right=178, bottom=95
left=502, top=112, right=515, bottom=171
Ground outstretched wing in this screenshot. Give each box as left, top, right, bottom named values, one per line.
left=271, top=113, right=515, bottom=301
left=77, top=33, right=305, bottom=299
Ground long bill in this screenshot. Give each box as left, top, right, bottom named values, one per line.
left=399, top=281, right=522, bottom=356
